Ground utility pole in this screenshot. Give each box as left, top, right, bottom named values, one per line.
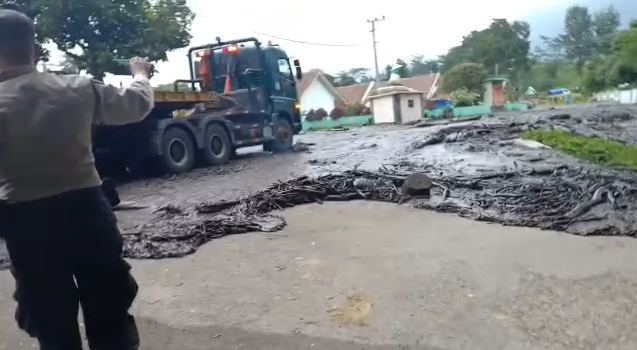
left=367, top=16, right=385, bottom=81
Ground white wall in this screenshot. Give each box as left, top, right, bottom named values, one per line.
left=371, top=96, right=395, bottom=124
left=399, top=94, right=423, bottom=123
left=594, top=88, right=637, bottom=104
left=299, top=79, right=335, bottom=113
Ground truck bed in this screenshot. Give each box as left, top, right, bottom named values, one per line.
left=155, top=91, right=220, bottom=103
left=151, top=91, right=239, bottom=118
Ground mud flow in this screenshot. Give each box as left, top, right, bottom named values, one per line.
left=1, top=104, right=636, bottom=266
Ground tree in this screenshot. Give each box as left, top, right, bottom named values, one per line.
left=333, top=71, right=357, bottom=87
left=58, top=57, right=81, bottom=74
left=330, top=68, right=372, bottom=87
left=441, top=46, right=473, bottom=72
left=557, top=6, right=595, bottom=69
left=540, top=5, right=621, bottom=63
left=439, top=18, right=531, bottom=76
left=518, top=59, right=581, bottom=93
left=442, top=63, right=486, bottom=94
left=4, top=0, right=195, bottom=80
left=611, top=19, right=637, bottom=84
left=382, top=64, right=392, bottom=81
left=582, top=56, right=621, bottom=93
left=409, top=55, right=428, bottom=75
left=592, top=6, right=620, bottom=55
left=423, top=59, right=441, bottom=74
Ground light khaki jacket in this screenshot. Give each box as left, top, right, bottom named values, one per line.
left=0, top=66, right=154, bottom=203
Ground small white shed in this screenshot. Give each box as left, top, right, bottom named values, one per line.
left=369, top=86, right=424, bottom=124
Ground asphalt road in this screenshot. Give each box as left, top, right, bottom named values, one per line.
left=2, top=202, right=637, bottom=349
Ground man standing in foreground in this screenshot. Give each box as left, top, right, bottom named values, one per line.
left=0, top=9, right=154, bottom=350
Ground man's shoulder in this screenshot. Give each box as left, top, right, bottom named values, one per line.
left=40, top=72, right=94, bottom=89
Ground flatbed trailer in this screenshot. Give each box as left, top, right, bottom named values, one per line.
left=94, top=37, right=303, bottom=177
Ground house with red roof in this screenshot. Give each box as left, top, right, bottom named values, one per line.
left=295, top=69, right=346, bottom=115
left=337, top=73, right=442, bottom=106
left=296, top=70, right=442, bottom=114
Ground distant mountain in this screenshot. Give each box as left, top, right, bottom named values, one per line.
left=522, top=0, right=637, bottom=45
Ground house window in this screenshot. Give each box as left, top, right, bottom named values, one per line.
left=408, top=99, right=414, bottom=108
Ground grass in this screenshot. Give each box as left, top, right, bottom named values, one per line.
left=521, top=130, right=637, bottom=170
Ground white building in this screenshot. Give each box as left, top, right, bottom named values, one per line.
left=369, top=86, right=424, bottom=124
left=296, top=69, right=345, bottom=115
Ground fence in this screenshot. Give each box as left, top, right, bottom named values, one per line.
left=594, top=88, right=637, bottom=104
left=424, top=102, right=528, bottom=119
left=302, top=115, right=373, bottom=131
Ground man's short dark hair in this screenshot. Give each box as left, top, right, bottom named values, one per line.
left=0, top=9, right=35, bottom=65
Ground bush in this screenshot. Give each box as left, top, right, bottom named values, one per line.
left=570, top=93, right=587, bottom=104
left=361, top=106, right=371, bottom=115
left=344, top=103, right=365, bottom=116
left=330, top=107, right=345, bottom=119
left=305, top=109, right=323, bottom=121
left=522, top=130, right=637, bottom=170
left=315, top=108, right=328, bottom=119
left=450, top=88, right=479, bottom=107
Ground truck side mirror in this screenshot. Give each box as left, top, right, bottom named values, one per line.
left=293, top=59, right=302, bottom=80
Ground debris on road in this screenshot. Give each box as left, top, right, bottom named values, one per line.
left=115, top=104, right=637, bottom=260
left=3, top=104, right=637, bottom=268
left=400, top=173, right=432, bottom=196
left=122, top=161, right=637, bottom=259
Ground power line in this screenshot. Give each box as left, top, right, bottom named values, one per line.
left=252, top=31, right=360, bottom=47
left=367, top=16, right=385, bottom=82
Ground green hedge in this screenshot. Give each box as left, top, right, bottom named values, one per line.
left=302, top=115, right=373, bottom=131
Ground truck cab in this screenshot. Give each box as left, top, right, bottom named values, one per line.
left=192, top=39, right=303, bottom=133
left=94, top=37, right=304, bottom=177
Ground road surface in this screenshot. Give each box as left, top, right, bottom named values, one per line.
left=2, top=201, right=637, bottom=349
left=2, top=104, right=637, bottom=349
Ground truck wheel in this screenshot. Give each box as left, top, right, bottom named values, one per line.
left=267, top=118, right=294, bottom=153
left=160, top=127, right=195, bottom=174
left=201, top=123, right=232, bottom=166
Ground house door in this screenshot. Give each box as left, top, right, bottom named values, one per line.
left=393, top=94, right=402, bottom=124
left=493, top=83, right=504, bottom=108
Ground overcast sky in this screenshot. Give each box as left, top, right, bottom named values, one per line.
left=71, top=0, right=566, bottom=86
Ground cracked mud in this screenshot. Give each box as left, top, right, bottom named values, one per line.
left=2, top=103, right=637, bottom=266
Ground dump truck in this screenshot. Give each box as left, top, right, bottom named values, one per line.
left=93, top=37, right=303, bottom=177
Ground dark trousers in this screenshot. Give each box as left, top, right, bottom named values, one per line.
left=0, top=187, right=139, bottom=350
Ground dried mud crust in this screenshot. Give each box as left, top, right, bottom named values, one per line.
left=122, top=158, right=637, bottom=260
left=2, top=104, right=637, bottom=267
left=120, top=104, right=637, bottom=259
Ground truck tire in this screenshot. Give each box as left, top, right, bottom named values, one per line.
left=160, top=127, right=195, bottom=174
left=201, top=123, right=232, bottom=166
left=266, top=118, right=294, bottom=153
